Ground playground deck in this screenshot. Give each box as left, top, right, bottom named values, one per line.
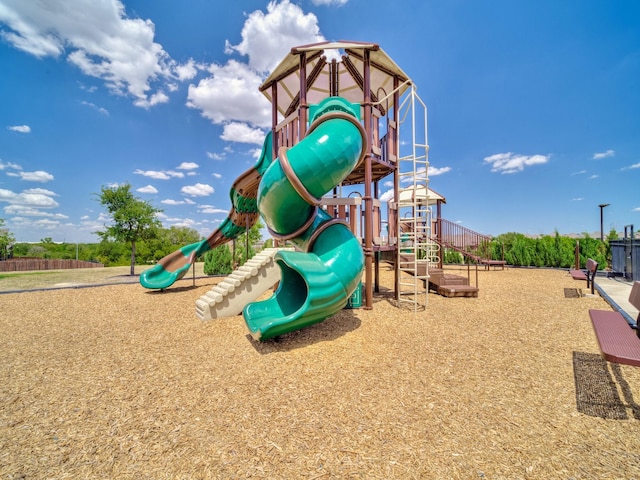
left=1, top=266, right=639, bottom=478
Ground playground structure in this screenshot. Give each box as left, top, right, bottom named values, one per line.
left=195, top=248, right=292, bottom=321
left=141, top=40, right=437, bottom=338
left=258, top=40, right=432, bottom=312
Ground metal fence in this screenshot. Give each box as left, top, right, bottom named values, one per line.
left=610, top=239, right=638, bottom=281
left=0, top=259, right=104, bottom=272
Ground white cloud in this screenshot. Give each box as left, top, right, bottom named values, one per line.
left=7, top=124, right=31, bottom=133
left=168, top=218, right=198, bottom=228
left=0, top=161, right=54, bottom=183
left=588, top=175, right=599, bottom=180
left=221, top=122, right=266, bottom=144
left=81, top=101, right=109, bottom=115
left=379, top=189, right=394, bottom=202
left=136, top=185, right=158, bottom=194
left=181, top=183, right=214, bottom=197
left=207, top=151, right=225, bottom=161
left=593, top=149, right=615, bottom=160
left=483, top=152, right=549, bottom=174
left=212, top=173, right=222, bottom=179
left=11, top=170, right=55, bottom=182
left=0, top=160, right=22, bottom=171
left=198, top=204, right=227, bottom=214
left=160, top=198, right=195, bottom=205
left=177, top=162, right=199, bottom=170
left=187, top=60, right=271, bottom=127
left=0, top=187, right=59, bottom=208
left=175, top=58, right=199, bottom=81
left=23, top=188, right=58, bottom=196
left=226, top=0, right=324, bottom=73
left=4, top=204, right=68, bottom=218
left=187, top=0, right=327, bottom=130
left=133, top=90, right=169, bottom=109
left=0, top=0, right=185, bottom=107
left=11, top=217, right=62, bottom=230
left=622, top=162, right=640, bottom=170
left=428, top=166, right=451, bottom=176
left=133, top=168, right=184, bottom=180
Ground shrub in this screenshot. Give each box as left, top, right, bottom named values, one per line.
left=204, top=245, right=233, bottom=275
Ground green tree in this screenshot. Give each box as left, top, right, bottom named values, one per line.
left=504, top=233, right=534, bottom=266
left=443, top=248, right=463, bottom=264
left=203, top=244, right=234, bottom=275
left=96, top=184, right=162, bottom=275
left=604, top=228, right=618, bottom=267
left=579, top=234, right=607, bottom=269
left=138, top=226, right=201, bottom=264
left=96, top=240, right=129, bottom=266
left=203, top=220, right=264, bottom=275
left=232, top=220, right=263, bottom=265
left=27, top=245, right=47, bottom=258
left=0, top=217, right=15, bottom=260
left=11, top=243, right=29, bottom=257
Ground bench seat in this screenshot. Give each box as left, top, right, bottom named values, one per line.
left=481, top=259, right=506, bottom=270
left=589, top=309, right=640, bottom=367
left=571, top=258, right=598, bottom=294
left=570, top=269, right=587, bottom=281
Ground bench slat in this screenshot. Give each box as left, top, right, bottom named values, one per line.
left=570, top=269, right=587, bottom=280
left=589, top=309, right=640, bottom=367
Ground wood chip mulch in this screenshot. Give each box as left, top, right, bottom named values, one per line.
left=1, top=265, right=639, bottom=479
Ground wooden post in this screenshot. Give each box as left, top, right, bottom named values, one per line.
left=362, top=49, right=374, bottom=309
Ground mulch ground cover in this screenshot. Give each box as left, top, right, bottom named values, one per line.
left=1, top=265, right=639, bottom=479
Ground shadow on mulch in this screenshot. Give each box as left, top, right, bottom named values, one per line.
left=145, top=285, right=206, bottom=294
left=143, top=278, right=218, bottom=294
left=564, top=287, right=582, bottom=298
left=573, top=351, right=640, bottom=420
left=248, top=310, right=362, bottom=354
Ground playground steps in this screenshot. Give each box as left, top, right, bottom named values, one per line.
left=428, top=268, right=479, bottom=298
left=195, top=248, right=293, bottom=321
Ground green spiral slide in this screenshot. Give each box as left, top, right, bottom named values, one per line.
left=243, top=97, right=366, bottom=340
left=141, top=96, right=365, bottom=341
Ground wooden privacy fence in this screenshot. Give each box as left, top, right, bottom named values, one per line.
left=0, top=259, right=104, bottom=272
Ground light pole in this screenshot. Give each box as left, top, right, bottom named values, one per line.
left=598, top=203, right=610, bottom=241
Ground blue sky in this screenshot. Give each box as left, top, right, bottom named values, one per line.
left=0, top=0, right=638, bottom=243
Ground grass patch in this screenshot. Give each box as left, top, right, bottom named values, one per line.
left=0, top=271, right=57, bottom=279
left=0, top=263, right=207, bottom=292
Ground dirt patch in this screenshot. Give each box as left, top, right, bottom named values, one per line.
left=1, top=265, right=639, bottom=478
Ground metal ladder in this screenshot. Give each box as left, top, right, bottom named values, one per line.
left=395, top=85, right=431, bottom=312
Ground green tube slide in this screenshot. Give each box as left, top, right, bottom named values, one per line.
left=139, top=132, right=273, bottom=289
left=243, top=96, right=366, bottom=341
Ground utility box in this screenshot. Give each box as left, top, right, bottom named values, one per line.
left=345, top=281, right=363, bottom=309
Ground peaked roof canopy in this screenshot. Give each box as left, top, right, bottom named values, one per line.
left=395, top=185, right=446, bottom=206
left=259, top=40, right=413, bottom=118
